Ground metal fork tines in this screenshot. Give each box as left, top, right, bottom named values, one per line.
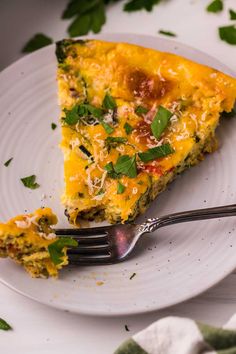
left=55, top=204, right=236, bottom=266
left=55, top=226, right=114, bottom=265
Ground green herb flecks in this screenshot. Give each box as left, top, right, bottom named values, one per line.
left=219, top=25, right=236, bottom=45
left=124, top=122, right=134, bottom=135
left=4, top=158, right=13, bottom=167
left=0, top=318, right=12, bottom=331
left=130, top=272, right=136, bottom=280
left=206, top=0, right=223, bottom=13
left=151, top=106, right=173, bottom=140
left=51, top=123, right=57, bottom=130
left=158, top=30, right=176, bottom=37
left=117, top=181, right=126, bottom=194
left=221, top=109, right=236, bottom=118
left=124, top=0, right=162, bottom=12
left=63, top=105, right=81, bottom=125
left=138, top=144, right=174, bottom=162
left=63, top=0, right=106, bottom=37
left=229, top=9, right=236, bottom=20
left=114, top=155, right=137, bottom=178
left=48, top=237, right=78, bottom=265
left=22, top=33, right=53, bottom=53
left=21, top=175, right=40, bottom=189
left=103, top=93, right=117, bottom=110
left=104, top=162, right=120, bottom=179
left=105, top=137, right=127, bottom=151
left=135, top=106, right=148, bottom=116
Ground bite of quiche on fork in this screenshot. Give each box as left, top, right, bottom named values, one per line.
left=56, top=39, right=236, bottom=225
left=0, top=208, right=77, bottom=278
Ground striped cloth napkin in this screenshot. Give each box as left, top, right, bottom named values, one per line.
left=115, top=315, right=236, bottom=354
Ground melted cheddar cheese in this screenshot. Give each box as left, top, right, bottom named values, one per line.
left=56, top=39, right=236, bottom=225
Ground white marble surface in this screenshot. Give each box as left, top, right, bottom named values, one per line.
left=0, top=0, right=236, bottom=353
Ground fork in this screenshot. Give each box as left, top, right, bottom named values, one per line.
left=55, top=204, right=236, bottom=265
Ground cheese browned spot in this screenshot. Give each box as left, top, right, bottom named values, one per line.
left=56, top=39, right=236, bottom=225
left=127, top=69, right=172, bottom=101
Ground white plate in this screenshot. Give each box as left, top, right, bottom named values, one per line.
left=0, top=33, right=235, bottom=316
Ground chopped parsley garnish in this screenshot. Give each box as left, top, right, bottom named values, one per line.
left=63, top=105, right=80, bottom=125
left=21, top=175, right=40, bottom=189
left=104, top=162, right=120, bottom=179
left=100, top=121, right=114, bottom=134
left=124, top=0, right=162, bottom=12
left=51, top=123, right=57, bottom=130
left=105, top=137, right=127, bottom=151
left=151, top=106, right=173, bottom=140
left=124, top=122, right=134, bottom=135
left=105, top=155, right=137, bottom=179
left=0, top=318, right=12, bottom=331
left=117, top=181, right=126, bottom=194
left=65, top=1, right=106, bottom=37
left=4, top=158, right=13, bottom=167
left=138, top=144, right=174, bottom=162
left=103, top=93, right=117, bottom=110
left=219, top=25, right=236, bottom=45
left=114, top=155, right=137, bottom=178
left=63, top=103, right=114, bottom=133
left=48, top=237, right=78, bottom=265
left=22, top=33, right=53, bottom=53
left=135, top=105, right=148, bottom=116
left=158, top=30, right=176, bottom=37
left=229, top=9, right=236, bottom=20
left=206, top=0, right=223, bottom=13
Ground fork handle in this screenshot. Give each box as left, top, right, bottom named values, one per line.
left=140, top=204, right=236, bottom=234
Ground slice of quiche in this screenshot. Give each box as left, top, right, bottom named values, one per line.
left=0, top=208, right=77, bottom=278
left=56, top=39, right=236, bottom=225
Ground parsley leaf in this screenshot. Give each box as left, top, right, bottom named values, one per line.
left=219, top=25, right=236, bottom=45
left=151, top=106, right=172, bottom=140
left=103, top=93, right=117, bottom=110
left=104, top=162, right=120, bottom=179
left=105, top=137, right=127, bottom=151
left=138, top=144, right=174, bottom=162
left=124, top=122, right=134, bottom=135
left=135, top=105, right=149, bottom=116
left=0, top=318, right=12, bottom=331
left=48, top=237, right=78, bottom=265
left=114, top=155, right=137, bottom=178
left=206, top=0, right=223, bottom=13
left=100, top=121, right=114, bottom=134
left=51, top=123, right=57, bottom=130
left=158, top=30, right=176, bottom=37
left=229, top=9, right=236, bottom=20
left=66, top=0, right=106, bottom=37
left=21, top=175, right=40, bottom=189
left=63, top=105, right=80, bottom=125
left=124, top=0, right=162, bottom=12
left=4, top=158, right=13, bottom=167
left=22, top=33, right=53, bottom=53
left=62, top=0, right=99, bottom=19
left=117, top=181, right=126, bottom=194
